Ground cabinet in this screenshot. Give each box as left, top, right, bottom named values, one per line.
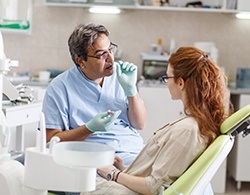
left=227, top=93, right=250, bottom=191
left=45, top=0, right=240, bottom=14
left=137, top=81, right=183, bottom=142
left=2, top=102, right=42, bottom=156
left=210, top=160, right=227, bottom=193
left=45, top=0, right=136, bottom=7
left=5, top=79, right=48, bottom=156
left=0, top=0, right=32, bottom=34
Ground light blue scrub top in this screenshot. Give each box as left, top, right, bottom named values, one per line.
left=42, top=65, right=144, bottom=163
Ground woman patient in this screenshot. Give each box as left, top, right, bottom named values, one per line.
left=81, top=46, right=232, bottom=195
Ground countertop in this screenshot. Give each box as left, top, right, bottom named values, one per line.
left=2, top=100, right=42, bottom=110
left=229, top=88, right=250, bottom=95
left=6, top=76, right=50, bottom=87
left=18, top=80, right=50, bottom=87
left=138, top=80, right=250, bottom=95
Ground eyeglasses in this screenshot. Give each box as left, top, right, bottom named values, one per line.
left=84, top=42, right=118, bottom=60
left=161, top=75, right=175, bottom=83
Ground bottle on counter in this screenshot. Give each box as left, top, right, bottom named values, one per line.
left=157, top=38, right=163, bottom=55
left=149, top=38, right=162, bottom=55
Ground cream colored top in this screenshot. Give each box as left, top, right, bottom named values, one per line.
left=81, top=116, right=207, bottom=195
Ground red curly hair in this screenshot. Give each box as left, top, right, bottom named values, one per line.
left=168, top=46, right=233, bottom=146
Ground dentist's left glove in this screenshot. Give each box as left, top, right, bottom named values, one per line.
left=116, top=61, right=138, bottom=97
left=85, top=110, right=121, bottom=132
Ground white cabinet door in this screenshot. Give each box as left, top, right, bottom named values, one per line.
left=0, top=0, right=32, bottom=34
left=138, top=85, right=183, bottom=143
left=239, top=94, right=250, bottom=108
left=227, top=94, right=250, bottom=191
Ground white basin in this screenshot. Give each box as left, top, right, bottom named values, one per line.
left=24, top=142, right=115, bottom=192
left=24, top=147, right=97, bottom=192
left=53, top=142, right=115, bottom=168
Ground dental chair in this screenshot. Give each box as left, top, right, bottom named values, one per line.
left=163, top=104, right=250, bottom=195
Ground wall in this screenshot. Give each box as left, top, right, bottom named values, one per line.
left=2, top=0, right=250, bottom=81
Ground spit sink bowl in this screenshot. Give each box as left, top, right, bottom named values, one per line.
left=53, top=141, right=115, bottom=168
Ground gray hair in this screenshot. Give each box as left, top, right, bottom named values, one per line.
left=68, top=23, right=110, bottom=65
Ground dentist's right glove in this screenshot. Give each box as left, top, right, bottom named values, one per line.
left=116, top=61, right=138, bottom=97
left=85, top=110, right=121, bottom=132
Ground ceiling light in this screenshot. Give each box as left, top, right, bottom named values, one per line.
left=236, top=12, right=250, bottom=19
left=88, top=6, right=121, bottom=14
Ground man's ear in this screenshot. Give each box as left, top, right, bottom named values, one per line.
left=75, top=57, right=86, bottom=68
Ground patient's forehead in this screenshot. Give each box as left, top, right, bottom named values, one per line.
left=167, top=64, right=173, bottom=74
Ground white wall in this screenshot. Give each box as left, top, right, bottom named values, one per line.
left=2, top=0, right=250, bottom=82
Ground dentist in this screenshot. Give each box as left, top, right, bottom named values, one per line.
left=42, top=23, right=147, bottom=166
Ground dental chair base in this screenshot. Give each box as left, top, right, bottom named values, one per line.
left=24, top=148, right=96, bottom=194
left=0, top=138, right=114, bottom=195
left=0, top=159, right=24, bottom=195
left=23, top=137, right=115, bottom=195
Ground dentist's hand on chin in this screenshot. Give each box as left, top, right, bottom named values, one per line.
left=116, top=61, right=138, bottom=97
left=85, top=110, right=121, bottom=132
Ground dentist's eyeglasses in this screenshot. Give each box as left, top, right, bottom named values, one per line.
left=161, top=75, right=175, bottom=83
left=85, top=43, right=118, bottom=60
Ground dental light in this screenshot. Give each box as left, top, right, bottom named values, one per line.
left=88, top=6, right=121, bottom=14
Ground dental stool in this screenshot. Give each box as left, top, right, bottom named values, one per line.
left=163, top=104, right=250, bottom=195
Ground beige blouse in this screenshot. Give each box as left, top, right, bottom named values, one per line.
left=81, top=116, right=207, bottom=195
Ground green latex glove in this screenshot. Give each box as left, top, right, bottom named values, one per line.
left=116, top=61, right=138, bottom=97
left=85, top=110, right=121, bottom=132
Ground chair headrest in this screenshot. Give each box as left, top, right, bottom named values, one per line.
left=220, top=104, right=250, bottom=136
